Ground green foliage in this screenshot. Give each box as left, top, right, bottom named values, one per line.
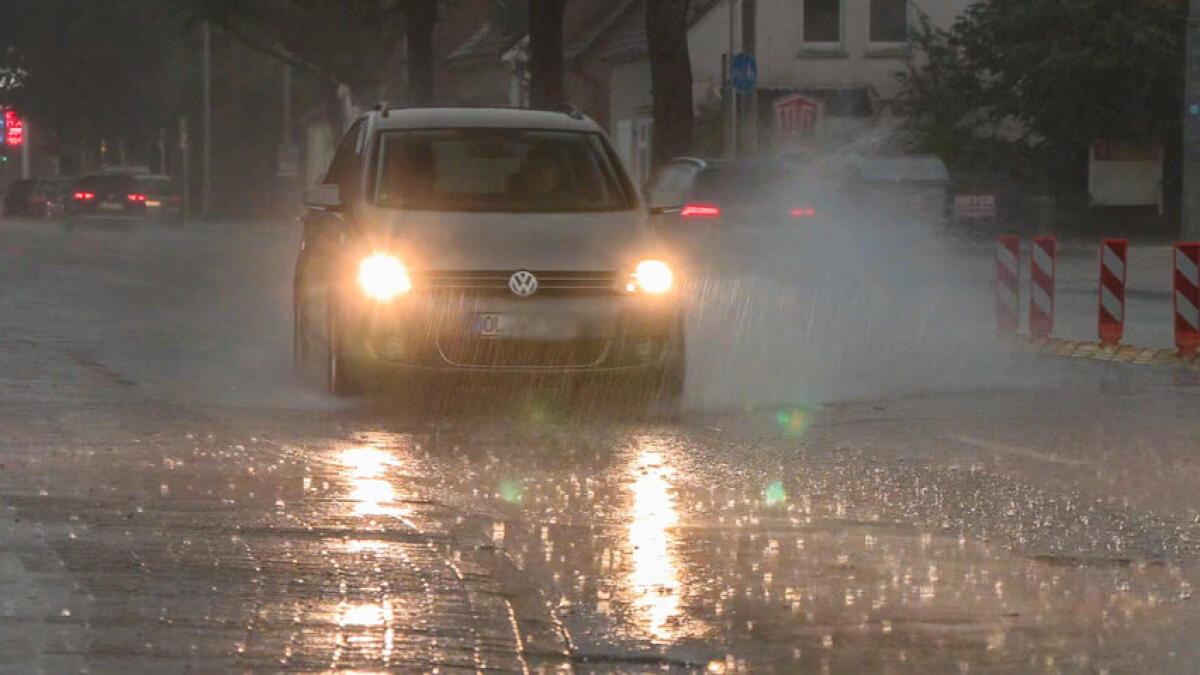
left=896, top=0, right=1185, bottom=186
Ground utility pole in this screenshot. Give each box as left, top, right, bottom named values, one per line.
left=20, top=121, right=30, bottom=179
left=742, top=0, right=757, bottom=156
left=276, top=64, right=300, bottom=211
left=1186, top=0, right=1200, bottom=238
left=180, top=117, right=190, bottom=224
left=202, top=21, right=212, bottom=218
left=158, top=127, right=166, bottom=175
left=282, top=65, right=292, bottom=144
left=726, top=0, right=738, bottom=158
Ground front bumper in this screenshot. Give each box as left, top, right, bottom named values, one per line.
left=336, top=287, right=681, bottom=374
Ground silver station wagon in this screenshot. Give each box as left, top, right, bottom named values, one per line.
left=293, top=107, right=685, bottom=407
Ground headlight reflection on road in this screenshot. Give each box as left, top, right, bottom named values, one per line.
left=336, top=600, right=395, bottom=666
left=339, top=602, right=388, bottom=627
left=341, top=446, right=396, bottom=478
left=338, top=446, right=404, bottom=517
left=627, top=440, right=683, bottom=640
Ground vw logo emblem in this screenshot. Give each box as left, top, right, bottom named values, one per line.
left=508, top=270, right=538, bottom=297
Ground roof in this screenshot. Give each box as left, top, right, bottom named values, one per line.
left=565, top=0, right=638, bottom=63
left=669, top=158, right=797, bottom=170
left=446, top=21, right=523, bottom=66
left=372, top=107, right=603, bottom=133
left=850, top=156, right=950, bottom=183
left=567, top=0, right=726, bottom=65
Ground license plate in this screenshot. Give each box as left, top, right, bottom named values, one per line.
left=99, top=202, right=123, bottom=211
left=475, top=313, right=507, bottom=337
left=146, top=199, right=162, bottom=207
left=472, top=314, right=578, bottom=339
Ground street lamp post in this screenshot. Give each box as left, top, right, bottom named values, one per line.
left=1184, top=0, right=1200, bottom=238
left=202, top=21, right=212, bottom=218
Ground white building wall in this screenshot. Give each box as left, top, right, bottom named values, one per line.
left=608, top=59, right=656, bottom=183
left=693, top=0, right=970, bottom=100
left=606, top=1, right=976, bottom=165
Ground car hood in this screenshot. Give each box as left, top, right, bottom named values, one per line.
left=357, top=208, right=662, bottom=271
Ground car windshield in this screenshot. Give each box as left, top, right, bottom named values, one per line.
left=689, top=166, right=795, bottom=203
left=374, top=129, right=631, bottom=212
left=136, top=176, right=176, bottom=196
left=79, top=174, right=135, bottom=196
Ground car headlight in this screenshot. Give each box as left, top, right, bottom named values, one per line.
left=633, top=259, right=674, bottom=294
left=358, top=253, right=412, bottom=301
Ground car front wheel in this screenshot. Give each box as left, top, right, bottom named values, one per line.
left=650, top=329, right=686, bottom=417
left=325, top=294, right=361, bottom=397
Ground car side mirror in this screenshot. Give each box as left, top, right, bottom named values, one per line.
left=645, top=188, right=682, bottom=215
left=304, top=183, right=343, bottom=210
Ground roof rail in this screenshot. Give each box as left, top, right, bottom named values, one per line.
left=551, top=103, right=585, bottom=120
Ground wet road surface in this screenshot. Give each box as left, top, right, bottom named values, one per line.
left=0, top=218, right=1198, bottom=673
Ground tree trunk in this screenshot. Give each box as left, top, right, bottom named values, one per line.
left=528, top=0, right=567, bottom=109
left=646, top=0, right=694, bottom=171
left=404, top=1, right=437, bottom=106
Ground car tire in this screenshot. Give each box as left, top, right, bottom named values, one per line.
left=650, top=328, right=686, bottom=419
left=293, top=267, right=319, bottom=371
left=326, top=292, right=361, bottom=397
left=293, top=289, right=310, bottom=371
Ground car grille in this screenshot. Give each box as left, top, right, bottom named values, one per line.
left=423, top=270, right=620, bottom=296
left=435, top=337, right=609, bottom=369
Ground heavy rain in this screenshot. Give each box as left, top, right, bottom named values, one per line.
left=1, top=1, right=1198, bottom=673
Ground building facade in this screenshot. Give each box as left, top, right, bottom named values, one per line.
left=587, top=0, right=972, bottom=182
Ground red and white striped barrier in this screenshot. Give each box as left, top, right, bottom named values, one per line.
left=995, top=235, right=1020, bottom=335
left=1175, top=242, right=1200, bottom=356
left=1029, top=236, right=1056, bottom=338
left=1098, top=238, right=1128, bottom=346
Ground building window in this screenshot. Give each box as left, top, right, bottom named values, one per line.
left=803, top=0, right=841, bottom=43
left=870, top=0, right=908, bottom=43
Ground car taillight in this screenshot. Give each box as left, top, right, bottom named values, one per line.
left=789, top=206, right=816, bottom=218
left=127, top=193, right=147, bottom=202
left=73, top=192, right=95, bottom=200
left=681, top=202, right=721, bottom=218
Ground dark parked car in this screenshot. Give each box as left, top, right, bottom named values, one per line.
left=3, top=178, right=36, bottom=217
left=643, top=158, right=836, bottom=269
left=3, top=178, right=77, bottom=219
left=65, top=172, right=183, bottom=223
left=645, top=158, right=831, bottom=225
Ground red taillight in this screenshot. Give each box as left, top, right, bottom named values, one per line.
left=73, top=192, right=95, bottom=201
left=127, top=193, right=147, bottom=202
left=789, top=206, right=816, bottom=218
left=681, top=202, right=721, bottom=218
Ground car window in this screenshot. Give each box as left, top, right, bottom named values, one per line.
left=78, top=175, right=136, bottom=196
left=324, top=118, right=367, bottom=196
left=690, top=166, right=794, bottom=203
left=7, top=180, right=34, bottom=197
left=373, top=129, right=633, bottom=213
left=648, top=163, right=702, bottom=205
left=136, top=177, right=177, bottom=196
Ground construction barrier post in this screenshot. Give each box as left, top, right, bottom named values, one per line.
left=1030, top=236, right=1056, bottom=339
left=995, top=235, right=1020, bottom=335
left=1175, top=242, right=1200, bottom=356
left=1098, top=238, right=1128, bottom=346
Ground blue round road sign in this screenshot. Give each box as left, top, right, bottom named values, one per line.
left=731, top=52, right=757, bottom=94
